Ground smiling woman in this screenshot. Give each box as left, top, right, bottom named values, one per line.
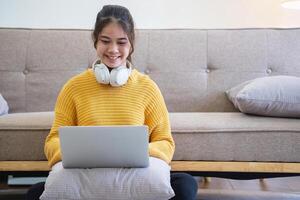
left=92, top=6, right=134, bottom=68
left=92, top=5, right=135, bottom=63
left=96, top=23, right=131, bottom=68
left=25, top=4, right=198, bottom=200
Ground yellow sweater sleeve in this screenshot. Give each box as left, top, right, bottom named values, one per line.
left=145, top=82, right=175, bottom=164
left=44, top=81, right=77, bottom=167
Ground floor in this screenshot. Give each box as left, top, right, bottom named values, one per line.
left=1, top=176, right=300, bottom=199
left=197, top=176, right=300, bottom=200
left=199, top=176, right=300, bottom=193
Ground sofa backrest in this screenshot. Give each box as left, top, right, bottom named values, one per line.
left=1, top=28, right=300, bottom=113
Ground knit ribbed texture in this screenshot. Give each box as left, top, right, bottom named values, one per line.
left=44, top=69, right=175, bottom=167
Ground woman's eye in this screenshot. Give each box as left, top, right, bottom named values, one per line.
left=100, top=40, right=110, bottom=44
left=118, top=42, right=127, bottom=45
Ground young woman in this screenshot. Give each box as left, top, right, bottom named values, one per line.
left=27, top=5, right=198, bottom=200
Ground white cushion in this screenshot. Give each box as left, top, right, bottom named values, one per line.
left=0, top=94, right=9, bottom=116
left=226, top=75, right=300, bottom=118
left=40, top=157, right=175, bottom=200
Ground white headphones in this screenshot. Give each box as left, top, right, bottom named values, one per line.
left=92, top=59, right=132, bottom=87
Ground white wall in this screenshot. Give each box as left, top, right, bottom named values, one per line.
left=1, top=0, right=300, bottom=29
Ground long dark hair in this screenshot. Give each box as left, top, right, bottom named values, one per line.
left=92, top=5, right=135, bottom=62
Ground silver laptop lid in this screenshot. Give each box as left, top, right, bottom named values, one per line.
left=59, top=125, right=149, bottom=168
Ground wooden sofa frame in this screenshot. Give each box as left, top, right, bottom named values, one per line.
left=1, top=161, right=300, bottom=177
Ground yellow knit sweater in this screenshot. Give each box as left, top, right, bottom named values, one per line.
left=44, top=68, right=175, bottom=167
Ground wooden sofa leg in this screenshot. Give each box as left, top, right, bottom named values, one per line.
left=204, top=177, right=211, bottom=182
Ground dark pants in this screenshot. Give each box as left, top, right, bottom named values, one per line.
left=170, top=173, right=198, bottom=200
left=26, top=173, right=198, bottom=200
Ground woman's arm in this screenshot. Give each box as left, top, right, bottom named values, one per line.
left=44, top=81, right=77, bottom=168
left=145, top=82, right=175, bottom=164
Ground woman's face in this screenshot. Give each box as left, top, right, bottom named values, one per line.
left=96, top=22, right=131, bottom=68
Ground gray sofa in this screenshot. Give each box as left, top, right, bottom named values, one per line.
left=0, top=28, right=300, bottom=175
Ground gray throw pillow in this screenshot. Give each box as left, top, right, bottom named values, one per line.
left=226, top=76, right=300, bottom=118
left=0, top=94, right=9, bottom=116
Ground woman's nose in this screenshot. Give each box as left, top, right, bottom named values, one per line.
left=108, top=42, right=118, bottom=53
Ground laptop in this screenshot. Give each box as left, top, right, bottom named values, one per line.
left=59, top=125, right=149, bottom=168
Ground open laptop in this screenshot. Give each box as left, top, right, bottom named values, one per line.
left=59, top=125, right=149, bottom=168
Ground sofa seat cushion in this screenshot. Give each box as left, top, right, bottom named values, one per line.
left=170, top=112, right=300, bottom=162
left=0, top=112, right=53, bottom=129
left=1, top=112, right=300, bottom=162
left=170, top=112, right=300, bottom=133
left=0, top=112, right=53, bottom=161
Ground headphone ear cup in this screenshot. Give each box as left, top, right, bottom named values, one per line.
left=94, top=63, right=110, bottom=84
left=110, top=66, right=131, bottom=87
